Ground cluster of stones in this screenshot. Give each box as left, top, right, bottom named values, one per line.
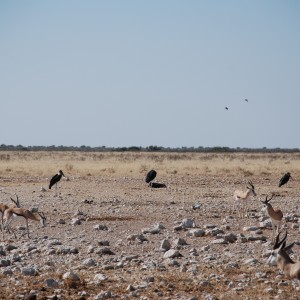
left=1, top=206, right=300, bottom=299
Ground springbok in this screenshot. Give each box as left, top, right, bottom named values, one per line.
left=3, top=207, right=46, bottom=239
left=267, top=232, right=300, bottom=282
left=0, top=194, right=21, bottom=238
left=261, top=194, right=283, bottom=242
left=233, top=181, right=257, bottom=217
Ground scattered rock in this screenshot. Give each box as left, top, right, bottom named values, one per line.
left=163, top=249, right=183, bottom=259
left=45, top=278, right=59, bottom=288
left=189, top=229, right=205, bottom=237
left=62, top=271, right=80, bottom=285
left=94, top=273, right=107, bottom=283
left=243, top=226, right=260, bottom=232
left=181, top=218, right=196, bottom=228
left=83, top=258, right=97, bottom=266
left=21, top=267, right=38, bottom=276
left=127, top=234, right=148, bottom=243
left=0, top=260, right=11, bottom=267
left=244, top=258, right=259, bottom=265
left=159, top=239, right=171, bottom=252
left=172, top=238, right=188, bottom=247
left=94, top=224, right=108, bottom=231
left=71, top=218, right=81, bottom=225
left=96, top=247, right=115, bottom=255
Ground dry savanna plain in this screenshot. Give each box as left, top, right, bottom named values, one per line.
left=1, top=151, right=300, bottom=300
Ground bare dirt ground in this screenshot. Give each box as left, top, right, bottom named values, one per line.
left=0, top=152, right=300, bottom=300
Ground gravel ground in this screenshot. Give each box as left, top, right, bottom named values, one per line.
left=0, top=172, right=300, bottom=299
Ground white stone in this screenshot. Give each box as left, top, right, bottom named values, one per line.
left=163, top=249, right=182, bottom=259
left=181, top=218, right=196, bottom=228
left=159, top=239, right=171, bottom=252
left=62, top=271, right=80, bottom=281
left=189, top=229, right=205, bottom=237
left=94, top=273, right=107, bottom=283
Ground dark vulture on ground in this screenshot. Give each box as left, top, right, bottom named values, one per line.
left=145, top=170, right=157, bottom=183
left=278, top=172, right=291, bottom=187
left=149, top=182, right=166, bottom=188
left=49, top=170, right=65, bottom=189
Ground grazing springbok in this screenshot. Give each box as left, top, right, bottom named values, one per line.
left=233, top=181, right=257, bottom=217
left=0, top=195, right=21, bottom=238
left=261, top=194, right=283, bottom=242
left=3, top=207, right=46, bottom=239
left=267, top=231, right=300, bottom=282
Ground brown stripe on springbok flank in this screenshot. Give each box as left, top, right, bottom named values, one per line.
left=86, top=216, right=136, bottom=221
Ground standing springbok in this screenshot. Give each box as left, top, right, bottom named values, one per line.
left=3, top=207, right=46, bottom=239
left=233, top=181, right=257, bottom=217
left=261, top=194, right=283, bottom=242
left=267, top=231, right=300, bottom=282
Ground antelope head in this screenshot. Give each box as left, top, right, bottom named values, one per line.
left=247, top=181, right=256, bottom=196
left=59, top=170, right=65, bottom=177
left=261, top=194, right=274, bottom=206
left=266, top=231, right=294, bottom=266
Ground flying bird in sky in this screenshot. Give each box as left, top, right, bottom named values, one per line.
left=278, top=172, right=291, bottom=187
left=245, top=99, right=248, bottom=102
left=225, top=107, right=229, bottom=110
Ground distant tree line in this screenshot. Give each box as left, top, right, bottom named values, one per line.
left=0, top=144, right=299, bottom=153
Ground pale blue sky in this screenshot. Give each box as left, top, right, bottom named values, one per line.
left=1, top=1, right=299, bottom=148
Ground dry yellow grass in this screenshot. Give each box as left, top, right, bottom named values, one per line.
left=0, top=151, right=299, bottom=178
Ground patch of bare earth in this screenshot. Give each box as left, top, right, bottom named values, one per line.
left=0, top=152, right=300, bottom=299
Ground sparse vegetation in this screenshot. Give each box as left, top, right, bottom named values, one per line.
left=0, top=151, right=300, bottom=178
left=0, top=151, right=300, bottom=299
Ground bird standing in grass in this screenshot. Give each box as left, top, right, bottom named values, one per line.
left=278, top=172, right=291, bottom=187
left=49, top=170, right=66, bottom=189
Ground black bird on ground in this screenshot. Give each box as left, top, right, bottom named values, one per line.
left=145, top=170, right=157, bottom=183
left=278, top=172, right=291, bottom=187
left=49, top=170, right=66, bottom=189
left=149, top=182, right=167, bottom=188
left=145, top=170, right=167, bottom=188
